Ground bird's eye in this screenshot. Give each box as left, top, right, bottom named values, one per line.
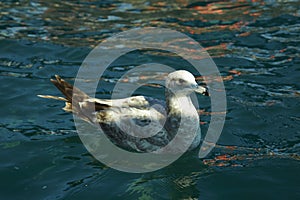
left=178, top=79, right=185, bottom=84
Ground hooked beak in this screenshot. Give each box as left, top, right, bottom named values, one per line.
left=192, top=84, right=209, bottom=96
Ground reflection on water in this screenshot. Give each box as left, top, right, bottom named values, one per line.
left=0, top=0, right=299, bottom=199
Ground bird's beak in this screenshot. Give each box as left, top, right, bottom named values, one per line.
left=192, top=84, right=209, bottom=96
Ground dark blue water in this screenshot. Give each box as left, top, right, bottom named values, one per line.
left=0, top=1, right=299, bottom=199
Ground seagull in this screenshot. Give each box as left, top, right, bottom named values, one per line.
left=38, top=70, right=209, bottom=153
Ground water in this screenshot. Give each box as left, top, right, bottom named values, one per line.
left=0, top=0, right=299, bottom=199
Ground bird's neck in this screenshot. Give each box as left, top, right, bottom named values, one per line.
left=165, top=89, right=195, bottom=115
left=164, top=88, right=200, bottom=146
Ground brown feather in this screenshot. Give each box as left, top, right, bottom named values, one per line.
left=39, top=75, right=111, bottom=123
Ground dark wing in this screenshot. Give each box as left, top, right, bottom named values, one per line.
left=40, top=75, right=166, bottom=125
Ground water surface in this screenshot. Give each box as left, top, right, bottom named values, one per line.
left=0, top=0, right=299, bottom=199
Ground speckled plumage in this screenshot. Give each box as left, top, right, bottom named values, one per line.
left=39, top=70, right=208, bottom=153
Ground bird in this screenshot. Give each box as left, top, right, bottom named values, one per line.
left=38, top=70, right=209, bottom=153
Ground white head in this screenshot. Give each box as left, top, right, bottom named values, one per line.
left=166, top=70, right=208, bottom=96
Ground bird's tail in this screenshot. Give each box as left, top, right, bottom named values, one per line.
left=38, top=75, right=90, bottom=114
left=39, top=75, right=114, bottom=123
